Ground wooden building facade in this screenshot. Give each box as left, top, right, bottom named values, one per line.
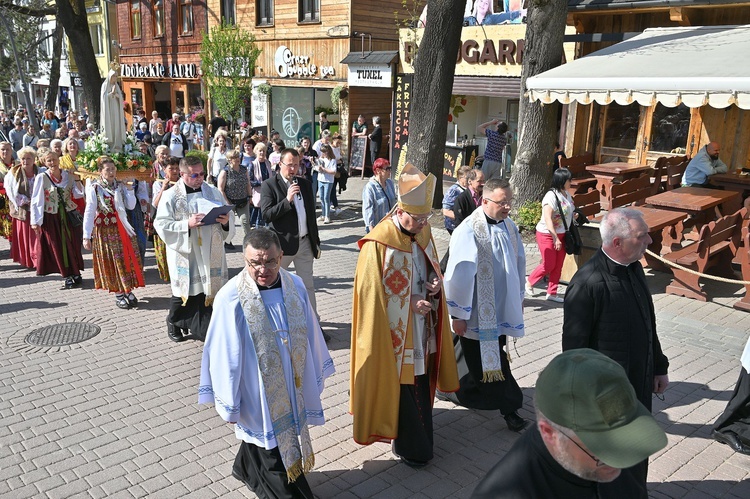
left=563, top=1, right=750, bottom=169
left=115, top=0, right=207, bottom=126
left=206, top=0, right=416, bottom=156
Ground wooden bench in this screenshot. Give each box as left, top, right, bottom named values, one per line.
left=560, top=153, right=597, bottom=193
left=652, top=155, right=689, bottom=194
left=664, top=207, right=747, bottom=301
left=608, top=173, right=652, bottom=209
left=572, top=188, right=601, bottom=220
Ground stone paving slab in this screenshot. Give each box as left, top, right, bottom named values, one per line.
left=1, top=177, right=750, bottom=497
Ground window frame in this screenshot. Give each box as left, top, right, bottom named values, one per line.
left=178, top=0, right=194, bottom=36
left=221, top=0, right=236, bottom=26
left=130, top=0, right=142, bottom=40
left=298, top=0, right=320, bottom=24
left=256, top=0, right=274, bottom=27
left=90, top=24, right=104, bottom=56
left=153, top=0, right=165, bottom=38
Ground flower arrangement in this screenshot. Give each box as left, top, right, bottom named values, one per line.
left=76, top=133, right=152, bottom=178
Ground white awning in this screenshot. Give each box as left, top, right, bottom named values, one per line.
left=526, top=25, right=750, bottom=109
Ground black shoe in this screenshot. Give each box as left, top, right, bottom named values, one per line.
left=115, top=296, right=131, bottom=310
left=393, top=452, right=428, bottom=468
left=62, top=277, right=75, bottom=289
left=167, top=318, right=185, bottom=343
left=73, top=275, right=83, bottom=286
left=712, top=430, right=750, bottom=455
left=504, top=412, right=529, bottom=432
left=126, top=292, right=138, bottom=306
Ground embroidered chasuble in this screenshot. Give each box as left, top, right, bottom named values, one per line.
left=153, top=180, right=228, bottom=304
left=350, top=217, right=459, bottom=446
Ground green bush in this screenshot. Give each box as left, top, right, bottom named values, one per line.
left=516, top=200, right=542, bottom=232
left=186, top=150, right=209, bottom=170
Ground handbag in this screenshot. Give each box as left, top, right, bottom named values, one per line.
left=229, top=197, right=249, bottom=210
left=552, top=190, right=581, bottom=255
left=66, top=209, right=84, bottom=228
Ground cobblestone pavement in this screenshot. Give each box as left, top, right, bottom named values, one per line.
left=2, top=177, right=750, bottom=498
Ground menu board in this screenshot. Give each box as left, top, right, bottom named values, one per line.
left=349, top=136, right=368, bottom=172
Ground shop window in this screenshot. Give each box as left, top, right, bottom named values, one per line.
left=649, top=103, right=690, bottom=153
left=221, top=0, right=236, bottom=25
left=298, top=0, right=320, bottom=23
left=272, top=87, right=314, bottom=145
left=179, top=0, right=194, bottom=35
left=90, top=24, right=104, bottom=56
left=602, top=103, right=640, bottom=150
left=257, top=0, right=274, bottom=26
left=153, top=0, right=165, bottom=38
left=130, top=0, right=141, bottom=39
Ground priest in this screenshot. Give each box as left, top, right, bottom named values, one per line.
left=350, top=162, right=459, bottom=467
left=153, top=155, right=229, bottom=342
left=199, top=228, right=334, bottom=498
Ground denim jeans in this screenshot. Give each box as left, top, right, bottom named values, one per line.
left=318, top=181, right=333, bottom=218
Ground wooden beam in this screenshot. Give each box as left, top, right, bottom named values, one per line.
left=670, top=7, right=693, bottom=26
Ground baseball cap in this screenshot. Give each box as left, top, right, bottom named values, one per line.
left=536, top=349, right=667, bottom=469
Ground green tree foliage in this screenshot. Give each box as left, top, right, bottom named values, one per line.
left=0, top=1, right=51, bottom=93
left=200, top=21, right=262, bottom=130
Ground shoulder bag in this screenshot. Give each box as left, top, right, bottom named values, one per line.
left=553, top=190, right=581, bottom=255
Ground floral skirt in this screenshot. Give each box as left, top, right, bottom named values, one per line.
left=0, top=193, right=12, bottom=240
left=10, top=217, right=37, bottom=269
left=36, top=211, right=84, bottom=277
left=153, top=233, right=170, bottom=282
left=92, top=212, right=145, bottom=293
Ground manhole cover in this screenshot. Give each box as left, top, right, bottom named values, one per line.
left=25, top=322, right=101, bottom=347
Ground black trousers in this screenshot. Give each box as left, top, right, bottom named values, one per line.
left=393, top=374, right=434, bottom=463
left=439, top=335, right=523, bottom=414
left=232, top=442, right=314, bottom=499
left=714, top=367, right=750, bottom=443
left=168, top=293, right=213, bottom=341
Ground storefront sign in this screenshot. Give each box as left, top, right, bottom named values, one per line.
left=274, top=46, right=335, bottom=79
left=251, top=82, right=268, bottom=128
left=390, top=74, right=413, bottom=170
left=347, top=64, right=393, bottom=88
left=70, top=72, right=83, bottom=87
left=120, top=63, right=198, bottom=80
left=399, top=25, right=575, bottom=78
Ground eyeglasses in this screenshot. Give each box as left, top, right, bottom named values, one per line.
left=405, top=212, right=433, bottom=224
left=183, top=171, right=205, bottom=179
left=385, top=167, right=392, bottom=171
left=484, top=197, right=513, bottom=207
left=559, top=430, right=606, bottom=467
left=245, top=257, right=281, bottom=271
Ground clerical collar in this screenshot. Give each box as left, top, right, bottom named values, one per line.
left=393, top=216, right=417, bottom=239
left=601, top=248, right=629, bottom=267
left=257, top=275, right=282, bottom=290
left=185, top=185, right=201, bottom=194
left=485, top=215, right=504, bottom=225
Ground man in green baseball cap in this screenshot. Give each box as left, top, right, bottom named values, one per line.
left=471, top=349, right=667, bottom=498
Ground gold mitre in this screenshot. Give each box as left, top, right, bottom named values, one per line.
left=398, top=162, right=436, bottom=215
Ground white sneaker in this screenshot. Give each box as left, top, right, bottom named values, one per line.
left=546, top=294, right=564, bottom=303
left=324, top=217, right=331, bottom=224
left=317, top=216, right=325, bottom=222
left=334, top=208, right=343, bottom=215
left=525, top=279, right=535, bottom=297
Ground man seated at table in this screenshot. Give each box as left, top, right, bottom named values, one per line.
left=682, top=141, right=728, bottom=187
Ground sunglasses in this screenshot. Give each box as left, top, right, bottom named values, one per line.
left=183, top=171, right=205, bottom=179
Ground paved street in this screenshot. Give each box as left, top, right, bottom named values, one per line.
left=2, top=177, right=750, bottom=498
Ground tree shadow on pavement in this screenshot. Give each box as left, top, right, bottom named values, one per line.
left=0, top=300, right=67, bottom=314
left=648, top=479, right=750, bottom=498
left=316, top=276, right=355, bottom=292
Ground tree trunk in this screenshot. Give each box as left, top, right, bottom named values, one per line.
left=404, top=0, right=465, bottom=208
left=44, top=26, right=63, bottom=112
left=55, top=0, right=101, bottom=125
left=512, top=0, right=568, bottom=207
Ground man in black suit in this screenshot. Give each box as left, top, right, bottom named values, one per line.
left=368, top=116, right=383, bottom=165
left=261, top=148, right=321, bottom=312
left=453, top=168, right=485, bottom=228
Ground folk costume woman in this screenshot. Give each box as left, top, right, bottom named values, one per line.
left=5, top=147, right=43, bottom=269
left=30, top=150, right=85, bottom=288
left=59, top=137, right=86, bottom=213
left=83, top=156, right=145, bottom=309
left=151, top=158, right=181, bottom=281
left=0, top=141, right=14, bottom=241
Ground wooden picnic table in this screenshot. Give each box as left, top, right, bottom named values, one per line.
left=585, top=162, right=651, bottom=210
left=645, top=187, right=741, bottom=226
left=709, top=171, right=750, bottom=193
left=630, top=206, right=686, bottom=271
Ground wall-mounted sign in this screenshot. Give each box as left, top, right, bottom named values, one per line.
left=399, top=25, right=575, bottom=78
left=347, top=64, right=393, bottom=88
left=390, top=73, right=413, bottom=170
left=274, top=45, right=335, bottom=79
left=120, top=63, right=198, bottom=80
left=251, top=81, right=268, bottom=128
left=70, top=72, right=83, bottom=87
